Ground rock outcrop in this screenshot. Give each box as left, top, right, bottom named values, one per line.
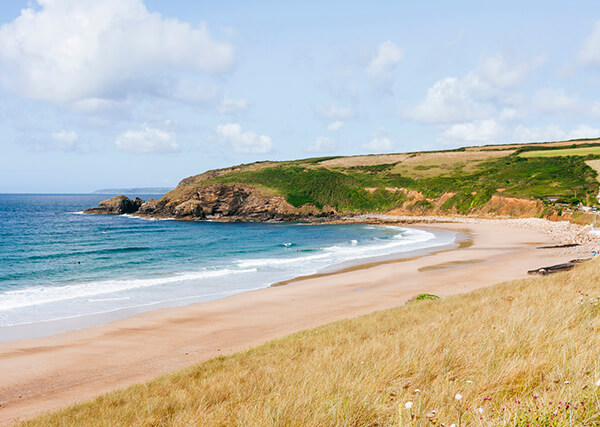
left=84, top=195, right=143, bottom=215
left=84, top=184, right=339, bottom=222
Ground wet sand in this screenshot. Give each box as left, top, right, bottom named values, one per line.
left=0, top=221, right=588, bottom=425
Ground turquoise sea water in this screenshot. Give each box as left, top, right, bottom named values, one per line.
left=0, top=194, right=457, bottom=340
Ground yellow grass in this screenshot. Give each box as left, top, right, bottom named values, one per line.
left=519, top=147, right=600, bottom=158
left=22, top=260, right=600, bottom=426
left=319, top=154, right=411, bottom=167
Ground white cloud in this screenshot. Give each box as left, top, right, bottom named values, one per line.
left=0, top=0, right=234, bottom=103
left=513, top=124, right=566, bottom=143
left=580, top=20, right=600, bottom=65
left=115, top=124, right=178, bottom=153
left=527, top=88, right=600, bottom=119
left=216, top=123, right=272, bottom=153
left=530, top=88, right=580, bottom=115
left=367, top=40, right=403, bottom=76
left=440, top=120, right=503, bottom=144
left=512, top=124, right=599, bottom=143
left=51, top=130, right=79, bottom=150
left=314, top=102, right=355, bottom=120
left=327, top=121, right=344, bottom=131
left=218, top=96, right=249, bottom=114
left=411, top=77, right=495, bottom=123
left=363, top=137, right=393, bottom=152
left=567, top=124, right=600, bottom=140
left=409, top=54, right=542, bottom=124
left=307, top=136, right=337, bottom=153
left=476, top=53, right=543, bottom=89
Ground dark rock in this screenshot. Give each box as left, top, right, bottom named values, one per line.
left=84, top=195, right=143, bottom=215
left=138, top=198, right=159, bottom=214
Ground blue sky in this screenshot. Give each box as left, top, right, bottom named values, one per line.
left=1, top=0, right=600, bottom=192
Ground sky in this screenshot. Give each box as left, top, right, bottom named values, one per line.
left=1, top=1, right=600, bottom=192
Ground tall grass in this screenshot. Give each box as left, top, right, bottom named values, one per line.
left=23, top=260, right=600, bottom=426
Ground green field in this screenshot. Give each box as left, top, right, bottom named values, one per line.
left=518, top=146, right=600, bottom=158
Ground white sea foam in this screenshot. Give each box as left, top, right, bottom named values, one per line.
left=120, top=214, right=175, bottom=221
left=86, top=297, right=131, bottom=302
left=236, top=253, right=330, bottom=268
left=0, top=268, right=257, bottom=311
left=235, top=227, right=445, bottom=272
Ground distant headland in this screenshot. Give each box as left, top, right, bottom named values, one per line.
left=92, top=187, right=172, bottom=195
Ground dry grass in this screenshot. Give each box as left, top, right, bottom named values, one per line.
left=319, top=154, right=411, bottom=168
left=23, top=260, right=600, bottom=426
left=585, top=160, right=600, bottom=182
left=403, top=151, right=513, bottom=164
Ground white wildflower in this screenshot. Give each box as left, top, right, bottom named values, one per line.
left=595, top=379, right=600, bottom=387
left=455, top=393, right=462, bottom=401
left=405, top=401, right=413, bottom=409
left=414, top=389, right=421, bottom=393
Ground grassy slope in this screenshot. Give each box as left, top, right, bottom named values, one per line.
left=25, top=260, right=600, bottom=426
left=202, top=154, right=598, bottom=213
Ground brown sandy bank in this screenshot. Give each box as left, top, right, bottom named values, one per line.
left=0, top=220, right=592, bottom=425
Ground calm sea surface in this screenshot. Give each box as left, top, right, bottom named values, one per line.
left=0, top=194, right=457, bottom=339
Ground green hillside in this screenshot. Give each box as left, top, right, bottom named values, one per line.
left=181, top=141, right=600, bottom=215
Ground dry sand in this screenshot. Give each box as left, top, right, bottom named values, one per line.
left=0, top=219, right=595, bottom=425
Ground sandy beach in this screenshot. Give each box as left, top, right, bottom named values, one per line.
left=0, top=218, right=596, bottom=425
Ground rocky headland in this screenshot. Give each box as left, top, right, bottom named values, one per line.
left=84, top=184, right=338, bottom=222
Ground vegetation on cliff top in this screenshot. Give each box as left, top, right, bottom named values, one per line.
left=23, top=258, right=600, bottom=426
left=179, top=143, right=600, bottom=214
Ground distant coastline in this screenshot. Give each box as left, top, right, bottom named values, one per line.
left=92, top=187, right=172, bottom=195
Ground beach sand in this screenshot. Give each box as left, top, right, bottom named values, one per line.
left=0, top=220, right=592, bottom=425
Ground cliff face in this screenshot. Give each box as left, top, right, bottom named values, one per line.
left=84, top=184, right=339, bottom=222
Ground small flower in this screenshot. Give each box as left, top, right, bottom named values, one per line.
left=466, top=380, right=473, bottom=384
left=414, top=389, right=421, bottom=393
left=450, top=424, right=457, bottom=427
left=405, top=401, right=413, bottom=409
left=595, top=379, right=600, bottom=387
left=455, top=393, right=463, bottom=401
left=564, top=380, right=570, bottom=385
left=477, top=407, right=483, bottom=414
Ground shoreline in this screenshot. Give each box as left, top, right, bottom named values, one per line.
left=0, top=218, right=597, bottom=425
left=0, top=225, right=458, bottom=342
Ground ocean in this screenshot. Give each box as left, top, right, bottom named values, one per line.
left=0, top=194, right=458, bottom=340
